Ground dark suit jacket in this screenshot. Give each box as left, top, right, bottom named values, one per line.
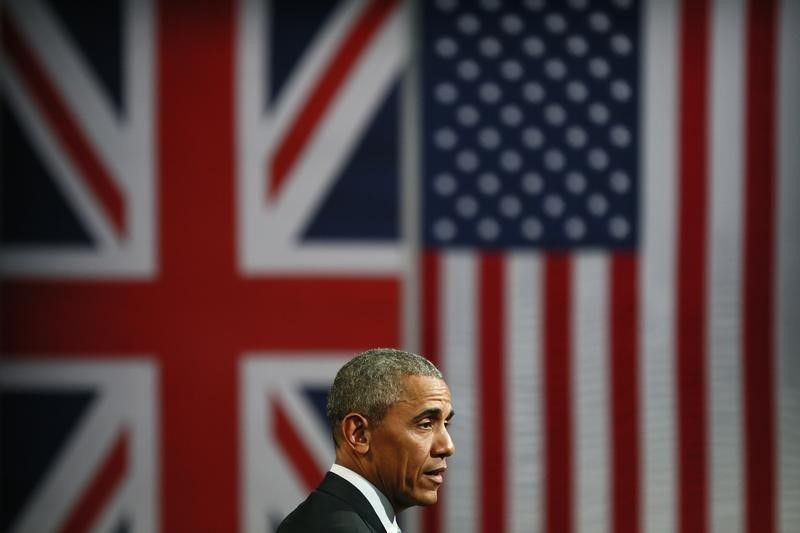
left=277, top=472, right=387, bottom=532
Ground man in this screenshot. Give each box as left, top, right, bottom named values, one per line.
left=277, top=348, right=455, bottom=532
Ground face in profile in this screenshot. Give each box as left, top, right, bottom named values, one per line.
left=367, top=374, right=455, bottom=512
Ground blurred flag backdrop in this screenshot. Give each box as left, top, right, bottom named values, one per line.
left=1, top=1, right=798, bottom=533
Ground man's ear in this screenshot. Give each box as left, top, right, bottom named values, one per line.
left=340, top=413, right=371, bottom=454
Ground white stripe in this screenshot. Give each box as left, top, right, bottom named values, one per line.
left=777, top=0, right=800, bottom=531
left=401, top=0, right=423, bottom=358
left=574, top=254, right=610, bottom=533
left=641, top=0, right=679, bottom=531
left=0, top=54, right=116, bottom=249
left=10, top=392, right=123, bottom=533
left=6, top=0, right=127, bottom=183
left=507, top=253, right=542, bottom=532
left=708, top=0, right=745, bottom=531
left=119, top=0, right=156, bottom=277
left=118, top=361, right=159, bottom=533
left=91, top=361, right=158, bottom=533
left=441, top=252, right=478, bottom=533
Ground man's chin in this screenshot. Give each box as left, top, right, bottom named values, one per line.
left=414, top=489, right=440, bottom=507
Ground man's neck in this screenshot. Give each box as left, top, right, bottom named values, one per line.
left=330, top=463, right=397, bottom=524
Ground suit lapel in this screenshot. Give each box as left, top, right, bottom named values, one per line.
left=317, top=472, right=386, bottom=532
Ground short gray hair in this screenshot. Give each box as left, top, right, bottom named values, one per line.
left=327, top=348, right=443, bottom=444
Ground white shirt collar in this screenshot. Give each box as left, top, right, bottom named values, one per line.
left=329, top=463, right=400, bottom=533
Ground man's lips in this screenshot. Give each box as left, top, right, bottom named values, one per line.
left=423, top=466, right=447, bottom=484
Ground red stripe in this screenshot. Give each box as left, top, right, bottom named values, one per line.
left=59, top=430, right=128, bottom=533
left=421, top=251, right=441, bottom=368
left=420, top=250, right=442, bottom=533
left=0, top=14, right=126, bottom=235
left=543, top=254, right=572, bottom=533
left=0, top=279, right=398, bottom=353
left=743, top=1, right=778, bottom=531
left=267, top=0, right=398, bottom=200
left=157, top=3, right=240, bottom=530
left=478, top=253, right=506, bottom=533
left=676, top=0, right=711, bottom=531
left=610, top=254, right=640, bottom=533
left=476, top=253, right=506, bottom=533
left=271, top=398, right=325, bottom=492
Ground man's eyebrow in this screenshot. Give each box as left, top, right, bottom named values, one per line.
left=414, top=408, right=455, bottom=421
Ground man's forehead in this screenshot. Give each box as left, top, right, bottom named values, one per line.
left=397, top=375, right=452, bottom=405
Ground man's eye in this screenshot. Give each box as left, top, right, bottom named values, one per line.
left=419, top=420, right=433, bottom=429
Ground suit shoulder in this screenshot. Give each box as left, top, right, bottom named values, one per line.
left=276, top=490, right=374, bottom=532
left=278, top=512, right=372, bottom=532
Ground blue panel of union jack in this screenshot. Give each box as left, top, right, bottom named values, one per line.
left=422, top=0, right=640, bottom=250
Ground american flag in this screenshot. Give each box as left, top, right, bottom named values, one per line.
left=413, top=1, right=799, bottom=533
left=1, top=0, right=798, bottom=533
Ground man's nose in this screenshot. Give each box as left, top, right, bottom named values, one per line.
left=434, top=425, right=455, bottom=457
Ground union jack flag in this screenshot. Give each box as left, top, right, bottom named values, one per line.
left=2, top=1, right=799, bottom=533
left=2, top=0, right=400, bottom=531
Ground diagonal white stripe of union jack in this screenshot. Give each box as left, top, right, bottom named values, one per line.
left=0, top=0, right=155, bottom=278
left=237, top=0, right=407, bottom=274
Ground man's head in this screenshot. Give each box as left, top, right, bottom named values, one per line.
left=326, top=348, right=455, bottom=512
